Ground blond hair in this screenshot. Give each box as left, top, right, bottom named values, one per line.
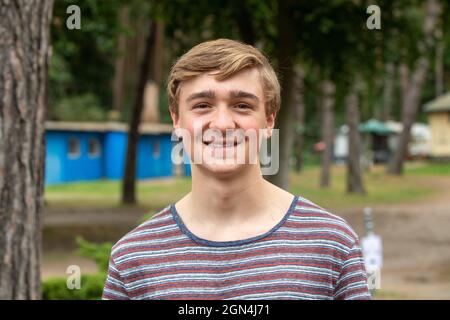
left=167, top=39, right=280, bottom=117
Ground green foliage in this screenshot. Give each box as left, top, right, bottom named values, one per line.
left=50, top=93, right=107, bottom=121
left=76, top=237, right=112, bottom=273
left=48, top=54, right=73, bottom=100
left=46, top=0, right=448, bottom=154
left=50, top=0, right=127, bottom=119
left=42, top=237, right=112, bottom=300
left=42, top=272, right=107, bottom=300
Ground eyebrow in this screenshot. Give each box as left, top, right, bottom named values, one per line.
left=185, top=90, right=260, bottom=103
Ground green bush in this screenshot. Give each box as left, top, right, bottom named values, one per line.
left=42, top=272, right=107, bottom=300
left=42, top=237, right=112, bottom=300
left=76, top=237, right=112, bottom=273
left=42, top=212, right=150, bottom=300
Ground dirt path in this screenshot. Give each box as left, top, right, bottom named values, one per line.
left=41, top=206, right=149, bottom=280
left=337, top=177, right=450, bottom=299
left=43, top=205, right=147, bottom=226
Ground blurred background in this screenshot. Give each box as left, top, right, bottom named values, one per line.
left=1, top=0, right=450, bottom=300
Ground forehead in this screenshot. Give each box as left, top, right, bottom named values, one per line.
left=179, top=68, right=264, bottom=102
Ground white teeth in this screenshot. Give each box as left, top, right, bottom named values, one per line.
left=210, top=143, right=234, bottom=147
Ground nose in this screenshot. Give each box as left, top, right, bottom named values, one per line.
left=209, top=105, right=236, bottom=131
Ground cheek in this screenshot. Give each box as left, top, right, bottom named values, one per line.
left=179, top=122, right=204, bottom=148
left=178, top=115, right=200, bottom=139
left=241, top=118, right=267, bottom=139
left=238, top=114, right=265, bottom=128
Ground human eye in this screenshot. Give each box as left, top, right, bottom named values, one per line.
left=234, top=103, right=252, bottom=110
left=193, top=103, right=211, bottom=110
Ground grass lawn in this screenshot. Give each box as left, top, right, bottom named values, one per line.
left=45, top=176, right=192, bottom=212
left=403, top=161, right=450, bottom=176
left=290, top=161, right=450, bottom=210
left=44, top=161, right=450, bottom=212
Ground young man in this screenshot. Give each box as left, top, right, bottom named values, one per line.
left=102, top=39, right=371, bottom=300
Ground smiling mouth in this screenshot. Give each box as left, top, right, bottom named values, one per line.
left=202, top=140, right=240, bottom=148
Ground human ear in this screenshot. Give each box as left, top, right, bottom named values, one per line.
left=170, top=109, right=179, bottom=127
left=170, top=109, right=182, bottom=138
left=265, top=111, right=276, bottom=138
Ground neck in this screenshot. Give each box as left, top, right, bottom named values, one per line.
left=186, top=164, right=271, bottom=224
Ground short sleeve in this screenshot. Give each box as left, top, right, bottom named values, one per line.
left=334, top=239, right=371, bottom=300
left=102, top=255, right=130, bottom=300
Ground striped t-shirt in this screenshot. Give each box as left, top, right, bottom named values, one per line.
left=102, top=195, right=371, bottom=300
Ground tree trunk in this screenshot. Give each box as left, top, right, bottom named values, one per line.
left=141, top=21, right=164, bottom=124
left=122, top=21, right=156, bottom=204
left=111, top=6, right=130, bottom=116
left=0, top=0, right=53, bottom=299
left=292, top=65, right=305, bottom=172
left=319, top=80, right=335, bottom=188
left=121, top=11, right=148, bottom=117
left=398, top=62, right=409, bottom=103
left=388, top=0, right=441, bottom=175
left=380, top=62, right=395, bottom=121
left=435, top=36, right=444, bottom=97
left=264, top=0, right=296, bottom=190
left=388, top=57, right=429, bottom=174
left=346, top=79, right=366, bottom=194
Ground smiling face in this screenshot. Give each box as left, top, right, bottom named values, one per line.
left=170, top=67, right=276, bottom=177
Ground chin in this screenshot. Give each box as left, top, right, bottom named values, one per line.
left=199, top=161, right=246, bottom=177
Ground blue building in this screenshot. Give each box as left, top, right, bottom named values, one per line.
left=44, top=121, right=185, bottom=185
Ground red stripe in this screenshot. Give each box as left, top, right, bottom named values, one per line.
left=117, top=244, right=345, bottom=270
left=132, top=282, right=333, bottom=300
left=123, top=259, right=341, bottom=284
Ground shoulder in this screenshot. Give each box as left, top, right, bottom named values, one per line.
left=109, top=204, right=176, bottom=262
left=289, top=195, right=361, bottom=251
